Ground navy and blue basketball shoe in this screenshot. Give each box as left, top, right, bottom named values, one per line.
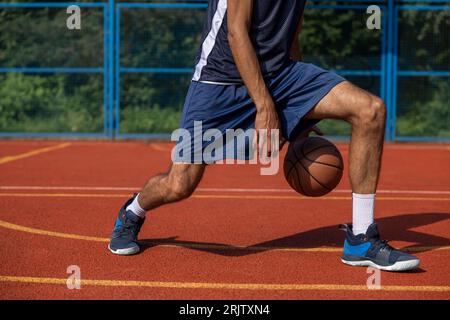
left=108, top=194, right=145, bottom=255
left=340, top=223, right=420, bottom=271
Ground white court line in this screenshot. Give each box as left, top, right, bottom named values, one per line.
left=0, top=185, right=449, bottom=195
left=199, top=187, right=450, bottom=195
left=0, top=186, right=137, bottom=191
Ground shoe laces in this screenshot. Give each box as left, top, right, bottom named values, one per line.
left=372, top=238, right=391, bottom=252
left=118, top=219, right=140, bottom=237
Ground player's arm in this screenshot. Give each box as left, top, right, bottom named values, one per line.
left=227, top=0, right=282, bottom=156
left=290, top=14, right=304, bottom=61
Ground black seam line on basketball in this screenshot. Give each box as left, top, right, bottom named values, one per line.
left=291, top=160, right=307, bottom=195
left=296, top=154, right=332, bottom=192
left=302, top=157, right=343, bottom=171
left=284, top=158, right=297, bottom=180
left=285, top=158, right=300, bottom=188
left=290, top=147, right=332, bottom=191
left=292, top=143, right=303, bottom=163
left=300, top=141, right=343, bottom=170
left=293, top=163, right=306, bottom=195
left=291, top=144, right=333, bottom=191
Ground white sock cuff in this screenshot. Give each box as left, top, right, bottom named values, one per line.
left=352, top=193, right=375, bottom=199
left=126, top=193, right=147, bottom=218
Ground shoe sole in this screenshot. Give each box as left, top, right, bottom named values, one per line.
left=108, top=244, right=140, bottom=256
left=341, top=258, right=420, bottom=271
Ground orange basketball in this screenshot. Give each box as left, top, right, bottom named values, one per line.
left=284, top=137, right=344, bottom=197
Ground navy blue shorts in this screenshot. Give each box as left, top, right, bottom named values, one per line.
left=176, top=61, right=345, bottom=163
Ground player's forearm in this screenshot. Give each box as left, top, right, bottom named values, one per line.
left=228, top=28, right=274, bottom=112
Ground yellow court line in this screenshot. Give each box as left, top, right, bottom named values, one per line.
left=0, top=219, right=448, bottom=253
left=0, top=143, right=71, bottom=165
left=0, top=192, right=449, bottom=202
left=0, top=219, right=108, bottom=243
left=0, top=275, right=449, bottom=292
left=0, top=193, right=127, bottom=199
left=2, top=185, right=450, bottom=196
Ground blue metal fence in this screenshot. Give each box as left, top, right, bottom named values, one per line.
left=393, top=4, right=450, bottom=141
left=0, top=0, right=448, bottom=141
left=0, top=1, right=114, bottom=138
left=115, top=2, right=208, bottom=139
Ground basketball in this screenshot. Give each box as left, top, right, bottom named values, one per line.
left=283, top=137, right=344, bottom=197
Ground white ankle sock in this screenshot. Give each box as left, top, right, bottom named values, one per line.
left=126, top=194, right=147, bottom=218
left=352, top=193, right=375, bottom=235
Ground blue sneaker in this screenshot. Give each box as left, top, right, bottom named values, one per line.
left=108, top=194, right=145, bottom=255
left=340, top=223, right=420, bottom=271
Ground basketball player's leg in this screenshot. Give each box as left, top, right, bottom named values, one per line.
left=123, top=163, right=206, bottom=219
left=109, top=80, right=252, bottom=255
left=304, top=80, right=419, bottom=271
left=273, top=63, right=383, bottom=234
left=304, top=81, right=386, bottom=195
left=138, top=163, right=206, bottom=211
left=109, top=163, right=205, bottom=255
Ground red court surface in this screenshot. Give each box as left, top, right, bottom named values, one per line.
left=0, top=140, right=449, bottom=299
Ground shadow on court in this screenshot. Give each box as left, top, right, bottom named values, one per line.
left=139, top=212, right=450, bottom=257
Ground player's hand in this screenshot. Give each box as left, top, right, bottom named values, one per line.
left=254, top=102, right=284, bottom=158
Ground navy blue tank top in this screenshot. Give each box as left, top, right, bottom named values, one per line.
left=192, top=0, right=306, bottom=84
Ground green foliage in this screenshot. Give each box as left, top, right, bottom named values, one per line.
left=119, top=73, right=192, bottom=134
left=0, top=73, right=102, bottom=132
left=397, top=78, right=450, bottom=137
left=0, top=7, right=103, bottom=68
left=301, top=9, right=381, bottom=70
left=120, top=8, right=204, bottom=68
left=397, top=10, right=450, bottom=70
left=120, top=106, right=181, bottom=134
left=318, top=120, right=351, bottom=136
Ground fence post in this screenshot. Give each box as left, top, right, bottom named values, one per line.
left=107, top=0, right=115, bottom=139
left=103, top=2, right=108, bottom=137
left=385, top=0, right=396, bottom=141
left=115, top=2, right=121, bottom=139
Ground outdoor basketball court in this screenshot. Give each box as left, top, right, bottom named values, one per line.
left=0, top=140, right=449, bottom=299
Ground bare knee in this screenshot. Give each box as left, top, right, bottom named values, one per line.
left=353, top=96, right=386, bottom=131
left=165, top=164, right=204, bottom=202
left=168, top=179, right=195, bottom=201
